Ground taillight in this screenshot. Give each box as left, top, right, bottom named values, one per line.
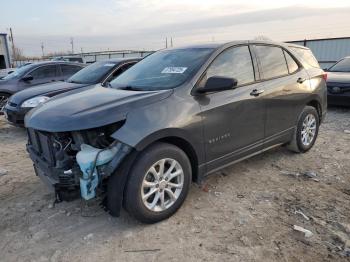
left=322, top=73, right=327, bottom=81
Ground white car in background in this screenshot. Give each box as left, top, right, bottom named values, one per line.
left=0, top=68, right=15, bottom=79
left=0, top=63, right=32, bottom=79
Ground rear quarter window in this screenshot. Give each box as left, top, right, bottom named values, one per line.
left=288, top=47, right=320, bottom=69
left=283, top=51, right=299, bottom=74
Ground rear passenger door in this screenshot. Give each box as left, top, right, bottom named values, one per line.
left=197, top=45, right=266, bottom=172
left=253, top=45, right=310, bottom=146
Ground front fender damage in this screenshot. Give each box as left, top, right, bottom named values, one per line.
left=26, top=122, right=135, bottom=217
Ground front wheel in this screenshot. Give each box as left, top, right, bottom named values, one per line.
left=0, top=93, right=10, bottom=114
left=287, top=106, right=320, bottom=153
left=124, top=142, right=192, bottom=223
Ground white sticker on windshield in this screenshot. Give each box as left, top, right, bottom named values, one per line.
left=161, top=67, right=187, bottom=74
left=104, top=63, right=115, bottom=67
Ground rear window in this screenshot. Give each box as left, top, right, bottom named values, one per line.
left=288, top=47, right=320, bottom=68
left=255, top=45, right=289, bottom=79
left=61, top=64, right=83, bottom=75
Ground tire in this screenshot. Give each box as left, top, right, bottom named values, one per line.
left=0, top=92, right=10, bottom=114
left=287, top=106, right=319, bottom=153
left=124, top=142, right=192, bottom=223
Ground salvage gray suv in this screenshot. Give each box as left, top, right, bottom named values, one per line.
left=25, top=41, right=327, bottom=223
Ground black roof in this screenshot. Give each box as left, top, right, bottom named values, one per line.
left=29, top=61, right=86, bottom=67
left=93, top=57, right=143, bottom=63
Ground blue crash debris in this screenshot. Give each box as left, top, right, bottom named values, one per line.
left=76, top=143, right=120, bottom=200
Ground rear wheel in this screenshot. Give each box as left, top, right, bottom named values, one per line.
left=287, top=106, right=319, bottom=153
left=124, top=142, right=191, bottom=223
left=0, top=93, right=10, bottom=114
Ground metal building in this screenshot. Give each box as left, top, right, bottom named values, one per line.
left=287, top=37, right=350, bottom=69
left=0, top=33, right=11, bottom=69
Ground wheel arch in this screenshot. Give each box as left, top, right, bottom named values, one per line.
left=132, top=131, right=201, bottom=183
left=306, top=99, right=322, bottom=121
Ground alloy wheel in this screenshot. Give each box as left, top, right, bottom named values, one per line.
left=301, top=113, right=317, bottom=146
left=0, top=94, right=9, bottom=114
left=141, top=158, right=184, bottom=212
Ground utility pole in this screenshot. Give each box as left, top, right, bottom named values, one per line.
left=70, top=37, right=74, bottom=54
left=170, top=37, right=173, bottom=47
left=80, top=47, right=83, bottom=55
left=165, top=37, right=168, bottom=48
left=41, top=42, right=44, bottom=57
left=9, top=28, right=16, bottom=63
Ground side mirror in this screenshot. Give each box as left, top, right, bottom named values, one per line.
left=197, top=76, right=237, bottom=94
left=22, top=75, right=34, bottom=82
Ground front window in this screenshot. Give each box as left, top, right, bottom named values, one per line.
left=67, top=61, right=117, bottom=84
left=31, top=65, right=56, bottom=79
left=110, top=48, right=214, bottom=91
left=328, top=58, right=350, bottom=72
left=200, top=45, right=255, bottom=87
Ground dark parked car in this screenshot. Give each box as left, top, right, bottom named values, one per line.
left=4, top=58, right=141, bottom=126
left=325, top=56, right=350, bottom=106
left=0, top=61, right=85, bottom=112
left=25, top=41, right=327, bottom=223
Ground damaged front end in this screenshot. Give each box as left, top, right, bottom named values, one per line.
left=26, top=122, right=132, bottom=202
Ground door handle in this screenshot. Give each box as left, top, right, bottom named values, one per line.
left=297, top=77, right=306, bottom=84
left=250, top=89, right=264, bottom=97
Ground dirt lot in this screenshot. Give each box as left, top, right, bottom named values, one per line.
left=1, top=107, right=350, bottom=262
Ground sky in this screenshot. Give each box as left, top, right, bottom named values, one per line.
left=1, top=0, right=350, bottom=56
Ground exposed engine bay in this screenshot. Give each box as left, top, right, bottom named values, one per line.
left=26, top=121, right=131, bottom=203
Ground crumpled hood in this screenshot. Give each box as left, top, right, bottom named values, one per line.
left=9, top=81, right=86, bottom=105
left=25, top=86, right=173, bottom=132
left=327, top=72, right=350, bottom=84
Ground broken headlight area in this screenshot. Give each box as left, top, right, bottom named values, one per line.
left=26, top=121, right=131, bottom=202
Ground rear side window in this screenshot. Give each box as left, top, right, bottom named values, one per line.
left=284, top=51, right=299, bottom=73
left=31, top=65, right=56, bottom=79
left=289, top=47, right=320, bottom=68
left=204, top=45, right=255, bottom=86
left=255, top=46, right=288, bottom=79
left=61, top=64, right=82, bottom=75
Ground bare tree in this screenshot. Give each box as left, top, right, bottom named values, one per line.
left=12, top=46, right=26, bottom=61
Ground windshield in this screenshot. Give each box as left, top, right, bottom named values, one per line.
left=110, top=48, right=214, bottom=91
left=329, top=58, right=350, bottom=72
left=2, top=64, right=34, bottom=80
left=67, top=61, right=117, bottom=84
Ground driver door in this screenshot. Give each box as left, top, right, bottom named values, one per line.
left=196, top=45, right=266, bottom=173
left=19, top=65, right=58, bottom=90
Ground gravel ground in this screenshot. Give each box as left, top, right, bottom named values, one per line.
left=0, top=107, right=350, bottom=262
